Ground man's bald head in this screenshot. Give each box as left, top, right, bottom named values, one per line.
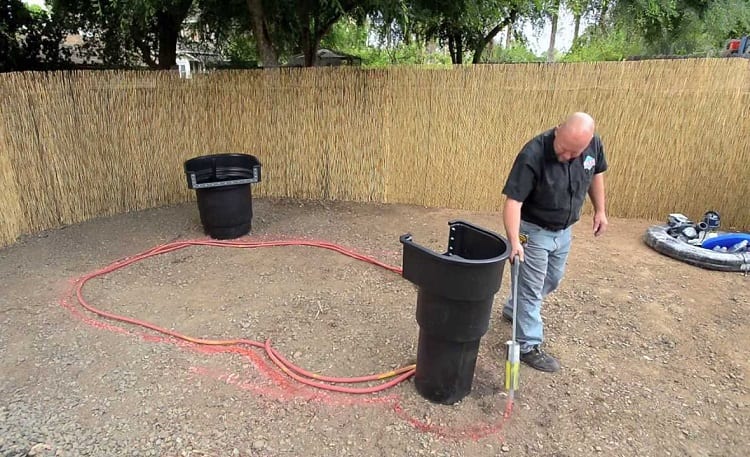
left=553, top=112, right=596, bottom=162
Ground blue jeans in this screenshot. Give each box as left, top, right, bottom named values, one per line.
left=502, top=220, right=572, bottom=353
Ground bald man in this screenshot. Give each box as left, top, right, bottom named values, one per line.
left=501, top=112, right=608, bottom=372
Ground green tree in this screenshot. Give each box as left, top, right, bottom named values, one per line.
left=567, top=0, right=591, bottom=40
left=704, top=0, right=750, bottom=45
left=562, top=25, right=646, bottom=61
left=489, top=40, right=544, bottom=62
left=607, top=0, right=713, bottom=55
left=319, top=16, right=451, bottom=67
left=579, top=0, right=749, bottom=57
left=52, top=0, right=194, bottom=68
left=406, top=0, right=537, bottom=64
left=197, top=0, right=386, bottom=67
left=319, top=16, right=369, bottom=53
left=1, top=0, right=68, bottom=72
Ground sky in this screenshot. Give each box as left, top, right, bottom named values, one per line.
left=521, top=7, right=595, bottom=55
left=22, top=0, right=586, bottom=57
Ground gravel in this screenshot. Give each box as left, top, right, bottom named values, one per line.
left=2, top=199, right=749, bottom=457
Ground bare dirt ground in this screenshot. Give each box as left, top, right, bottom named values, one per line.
left=0, top=197, right=748, bottom=457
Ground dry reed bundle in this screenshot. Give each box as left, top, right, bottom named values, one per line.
left=381, top=59, right=749, bottom=228
left=0, top=58, right=747, bottom=248
left=0, top=118, right=24, bottom=246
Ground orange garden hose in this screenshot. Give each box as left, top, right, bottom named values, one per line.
left=73, top=238, right=417, bottom=395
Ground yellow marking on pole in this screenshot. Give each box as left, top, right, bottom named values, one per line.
left=505, top=361, right=519, bottom=391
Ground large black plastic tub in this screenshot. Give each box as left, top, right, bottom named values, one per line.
left=184, top=153, right=262, bottom=239
left=400, top=220, right=510, bottom=405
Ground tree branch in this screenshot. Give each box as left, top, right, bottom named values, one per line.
left=314, top=12, right=342, bottom=45
left=472, top=11, right=518, bottom=64
left=247, top=0, right=279, bottom=67
left=134, top=37, right=156, bottom=68
left=130, top=14, right=157, bottom=68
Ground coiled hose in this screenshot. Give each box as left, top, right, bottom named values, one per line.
left=72, top=238, right=416, bottom=394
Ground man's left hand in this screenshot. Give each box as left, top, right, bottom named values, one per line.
left=593, top=211, right=608, bottom=237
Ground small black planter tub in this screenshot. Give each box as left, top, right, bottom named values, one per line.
left=400, top=220, right=511, bottom=405
left=184, top=153, right=262, bottom=240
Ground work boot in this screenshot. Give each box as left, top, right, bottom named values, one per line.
left=520, top=346, right=561, bottom=372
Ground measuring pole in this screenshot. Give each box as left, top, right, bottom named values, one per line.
left=504, top=254, right=521, bottom=400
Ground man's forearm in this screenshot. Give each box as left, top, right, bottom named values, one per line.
left=503, top=198, right=523, bottom=244
left=588, top=173, right=606, bottom=213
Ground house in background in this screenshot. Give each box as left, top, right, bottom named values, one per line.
left=175, top=14, right=231, bottom=77
left=286, top=48, right=362, bottom=67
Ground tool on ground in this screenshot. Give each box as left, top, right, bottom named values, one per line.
left=504, top=253, right=521, bottom=401
left=666, top=210, right=723, bottom=245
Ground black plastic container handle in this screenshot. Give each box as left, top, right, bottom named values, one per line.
left=186, top=169, right=260, bottom=189
left=184, top=153, right=262, bottom=190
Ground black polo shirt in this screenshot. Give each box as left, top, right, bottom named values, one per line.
left=502, top=128, right=608, bottom=231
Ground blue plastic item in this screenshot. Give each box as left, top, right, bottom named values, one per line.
left=702, top=233, right=750, bottom=250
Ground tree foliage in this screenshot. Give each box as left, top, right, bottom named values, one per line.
left=196, top=0, right=384, bottom=67
left=403, top=0, right=539, bottom=64
left=703, top=0, right=750, bottom=44
left=52, top=0, right=194, bottom=68
left=562, top=25, right=646, bottom=61
left=1, top=0, right=68, bottom=72
left=602, top=0, right=747, bottom=55
left=3, top=0, right=749, bottom=71
left=319, top=16, right=452, bottom=66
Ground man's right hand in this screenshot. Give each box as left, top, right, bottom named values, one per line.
left=510, top=242, right=524, bottom=263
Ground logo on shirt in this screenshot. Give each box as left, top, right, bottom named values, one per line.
left=583, top=155, right=596, bottom=171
